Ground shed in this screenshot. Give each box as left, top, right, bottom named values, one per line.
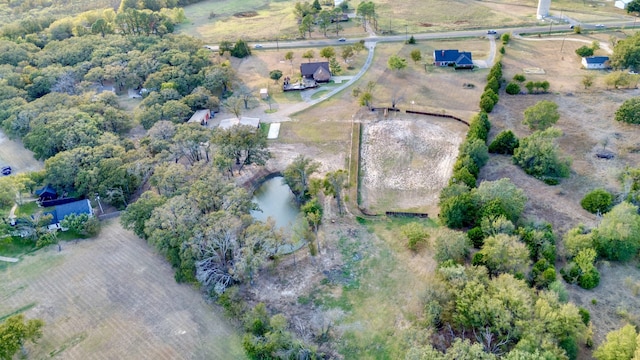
left=582, top=56, right=609, bottom=70
left=260, top=88, right=268, bottom=99
left=188, top=109, right=211, bottom=125
left=35, top=184, right=57, bottom=201
left=300, top=62, right=332, bottom=82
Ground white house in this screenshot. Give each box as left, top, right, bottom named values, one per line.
left=582, top=56, right=610, bottom=70
left=615, top=0, right=632, bottom=9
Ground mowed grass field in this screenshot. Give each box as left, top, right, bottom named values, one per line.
left=0, top=220, right=245, bottom=359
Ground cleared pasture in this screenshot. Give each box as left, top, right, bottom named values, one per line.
left=0, top=220, right=245, bottom=359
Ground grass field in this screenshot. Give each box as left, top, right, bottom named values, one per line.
left=0, top=220, right=245, bottom=359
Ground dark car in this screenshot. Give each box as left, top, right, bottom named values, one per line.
left=487, top=30, right=497, bottom=35
left=338, top=38, right=346, bottom=42
left=1, top=166, right=11, bottom=176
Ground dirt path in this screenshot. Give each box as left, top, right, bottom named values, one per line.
left=0, top=220, right=244, bottom=359
left=513, top=33, right=613, bottom=54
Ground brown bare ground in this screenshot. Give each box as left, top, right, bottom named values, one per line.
left=489, top=35, right=640, bottom=345
left=0, top=220, right=244, bottom=359
left=0, top=130, right=43, bottom=174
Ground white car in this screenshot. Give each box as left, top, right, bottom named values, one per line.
left=254, top=44, right=263, bottom=49
left=595, top=24, right=605, bottom=28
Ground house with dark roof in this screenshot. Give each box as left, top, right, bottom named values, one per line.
left=46, top=199, right=94, bottom=230
left=581, top=56, right=609, bottom=70
left=300, top=62, right=332, bottom=82
left=433, top=50, right=474, bottom=69
left=35, top=184, right=57, bottom=201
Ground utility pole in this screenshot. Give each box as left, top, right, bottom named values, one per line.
left=405, top=23, right=408, bottom=41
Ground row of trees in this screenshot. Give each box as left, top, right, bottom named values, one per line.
left=295, top=0, right=349, bottom=38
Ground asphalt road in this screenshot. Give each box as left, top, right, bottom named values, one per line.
left=228, top=20, right=637, bottom=51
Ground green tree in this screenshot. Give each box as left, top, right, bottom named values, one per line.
left=616, top=97, right=640, bottom=124
left=434, top=229, right=470, bottom=263
left=269, top=69, right=283, bottom=84
left=323, top=170, right=348, bottom=215
left=410, top=49, right=422, bottom=64
left=302, top=49, right=315, bottom=63
left=523, top=100, right=560, bottom=131
left=121, top=191, right=168, bottom=239
left=513, top=127, right=571, bottom=182
left=282, top=155, right=320, bottom=204
left=317, top=10, right=332, bottom=37
left=0, top=314, right=44, bottom=360
left=595, top=201, right=640, bottom=261
left=501, top=33, right=511, bottom=44
left=513, top=74, right=526, bottom=82
left=341, top=45, right=354, bottom=65
left=611, top=31, right=640, bottom=71
left=563, top=224, right=596, bottom=258
left=488, top=130, right=519, bottom=155
left=319, top=46, right=335, bottom=61
left=582, top=74, right=595, bottom=89
left=575, top=45, right=594, bottom=57
left=581, top=188, right=614, bottom=214
left=300, top=14, right=314, bottom=38
left=593, top=324, right=638, bottom=360
left=388, top=55, right=408, bottom=71
left=459, top=138, right=489, bottom=169
left=474, top=178, right=527, bottom=223
left=356, top=1, right=376, bottom=31
left=480, top=233, right=530, bottom=275
left=505, top=82, right=521, bottom=95
left=329, top=57, right=342, bottom=75
left=231, top=39, right=251, bottom=58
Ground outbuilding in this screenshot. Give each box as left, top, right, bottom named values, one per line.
left=582, top=56, right=609, bottom=70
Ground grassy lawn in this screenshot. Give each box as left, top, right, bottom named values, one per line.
left=0, top=236, right=36, bottom=258
left=306, top=217, right=437, bottom=359
left=14, top=201, right=40, bottom=217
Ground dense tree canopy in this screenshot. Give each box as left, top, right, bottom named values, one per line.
left=611, top=32, right=640, bottom=71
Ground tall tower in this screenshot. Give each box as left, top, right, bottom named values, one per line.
left=537, top=0, right=551, bottom=19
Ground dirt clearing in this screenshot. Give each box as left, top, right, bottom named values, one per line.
left=0, top=220, right=244, bottom=359
left=0, top=130, right=43, bottom=174
left=360, top=117, right=468, bottom=214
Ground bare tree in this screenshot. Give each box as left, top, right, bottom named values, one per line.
left=223, top=95, right=244, bottom=118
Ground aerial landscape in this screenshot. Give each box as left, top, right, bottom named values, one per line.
left=3, top=0, right=640, bottom=359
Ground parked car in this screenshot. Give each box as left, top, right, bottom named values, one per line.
left=1, top=166, right=11, bottom=176
left=487, top=30, right=497, bottom=35
left=338, top=38, right=346, bottom=42
left=254, top=44, right=263, bottom=49
left=595, top=24, right=605, bottom=28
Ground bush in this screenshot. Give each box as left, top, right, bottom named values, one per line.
left=472, top=252, right=486, bottom=266
left=489, top=130, right=519, bottom=155
left=549, top=280, right=569, bottom=302
left=513, top=74, right=526, bottom=82
left=513, top=128, right=571, bottom=181
left=485, top=76, right=500, bottom=93
left=453, top=155, right=479, bottom=177
left=451, top=167, right=477, bottom=188
left=439, top=193, right=476, bottom=228
left=467, top=227, right=485, bottom=248
left=559, top=336, right=579, bottom=360
left=466, top=112, right=491, bottom=142
left=578, top=307, right=591, bottom=325
left=479, top=90, right=498, bottom=113
left=459, top=138, right=489, bottom=169
left=615, top=97, right=640, bottom=124
left=505, top=82, right=520, bottom=95
left=501, top=33, right=510, bottom=44
left=581, top=189, right=614, bottom=214
left=578, top=267, right=600, bottom=289
left=575, top=45, right=594, bottom=57
left=401, top=222, right=430, bottom=251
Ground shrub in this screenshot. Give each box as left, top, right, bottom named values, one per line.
left=453, top=155, right=479, bottom=177
left=513, top=127, right=571, bottom=182
left=513, top=74, right=526, bottom=82
left=581, top=189, right=614, bottom=214
left=559, top=336, right=579, bottom=360
left=578, top=307, right=591, bottom=325
left=549, top=280, right=569, bottom=302
left=466, top=112, right=491, bottom=142
left=459, top=138, right=489, bottom=169
left=467, top=227, right=485, bottom=248
left=505, top=82, right=520, bottom=95
left=501, top=33, right=510, bottom=44
left=489, top=130, right=519, bottom=155
left=439, top=193, right=476, bottom=228
left=401, top=222, right=430, bottom=251
left=578, top=267, right=600, bottom=289
left=485, top=76, right=500, bottom=93
left=575, top=45, right=594, bottom=57
left=480, top=90, right=498, bottom=113
left=499, top=46, right=505, bottom=54
left=472, top=252, right=486, bottom=266
left=451, top=166, right=477, bottom=188
left=523, top=100, right=560, bottom=131
left=615, top=97, right=640, bottom=124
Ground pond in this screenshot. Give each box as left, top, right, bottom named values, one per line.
left=250, top=176, right=300, bottom=231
